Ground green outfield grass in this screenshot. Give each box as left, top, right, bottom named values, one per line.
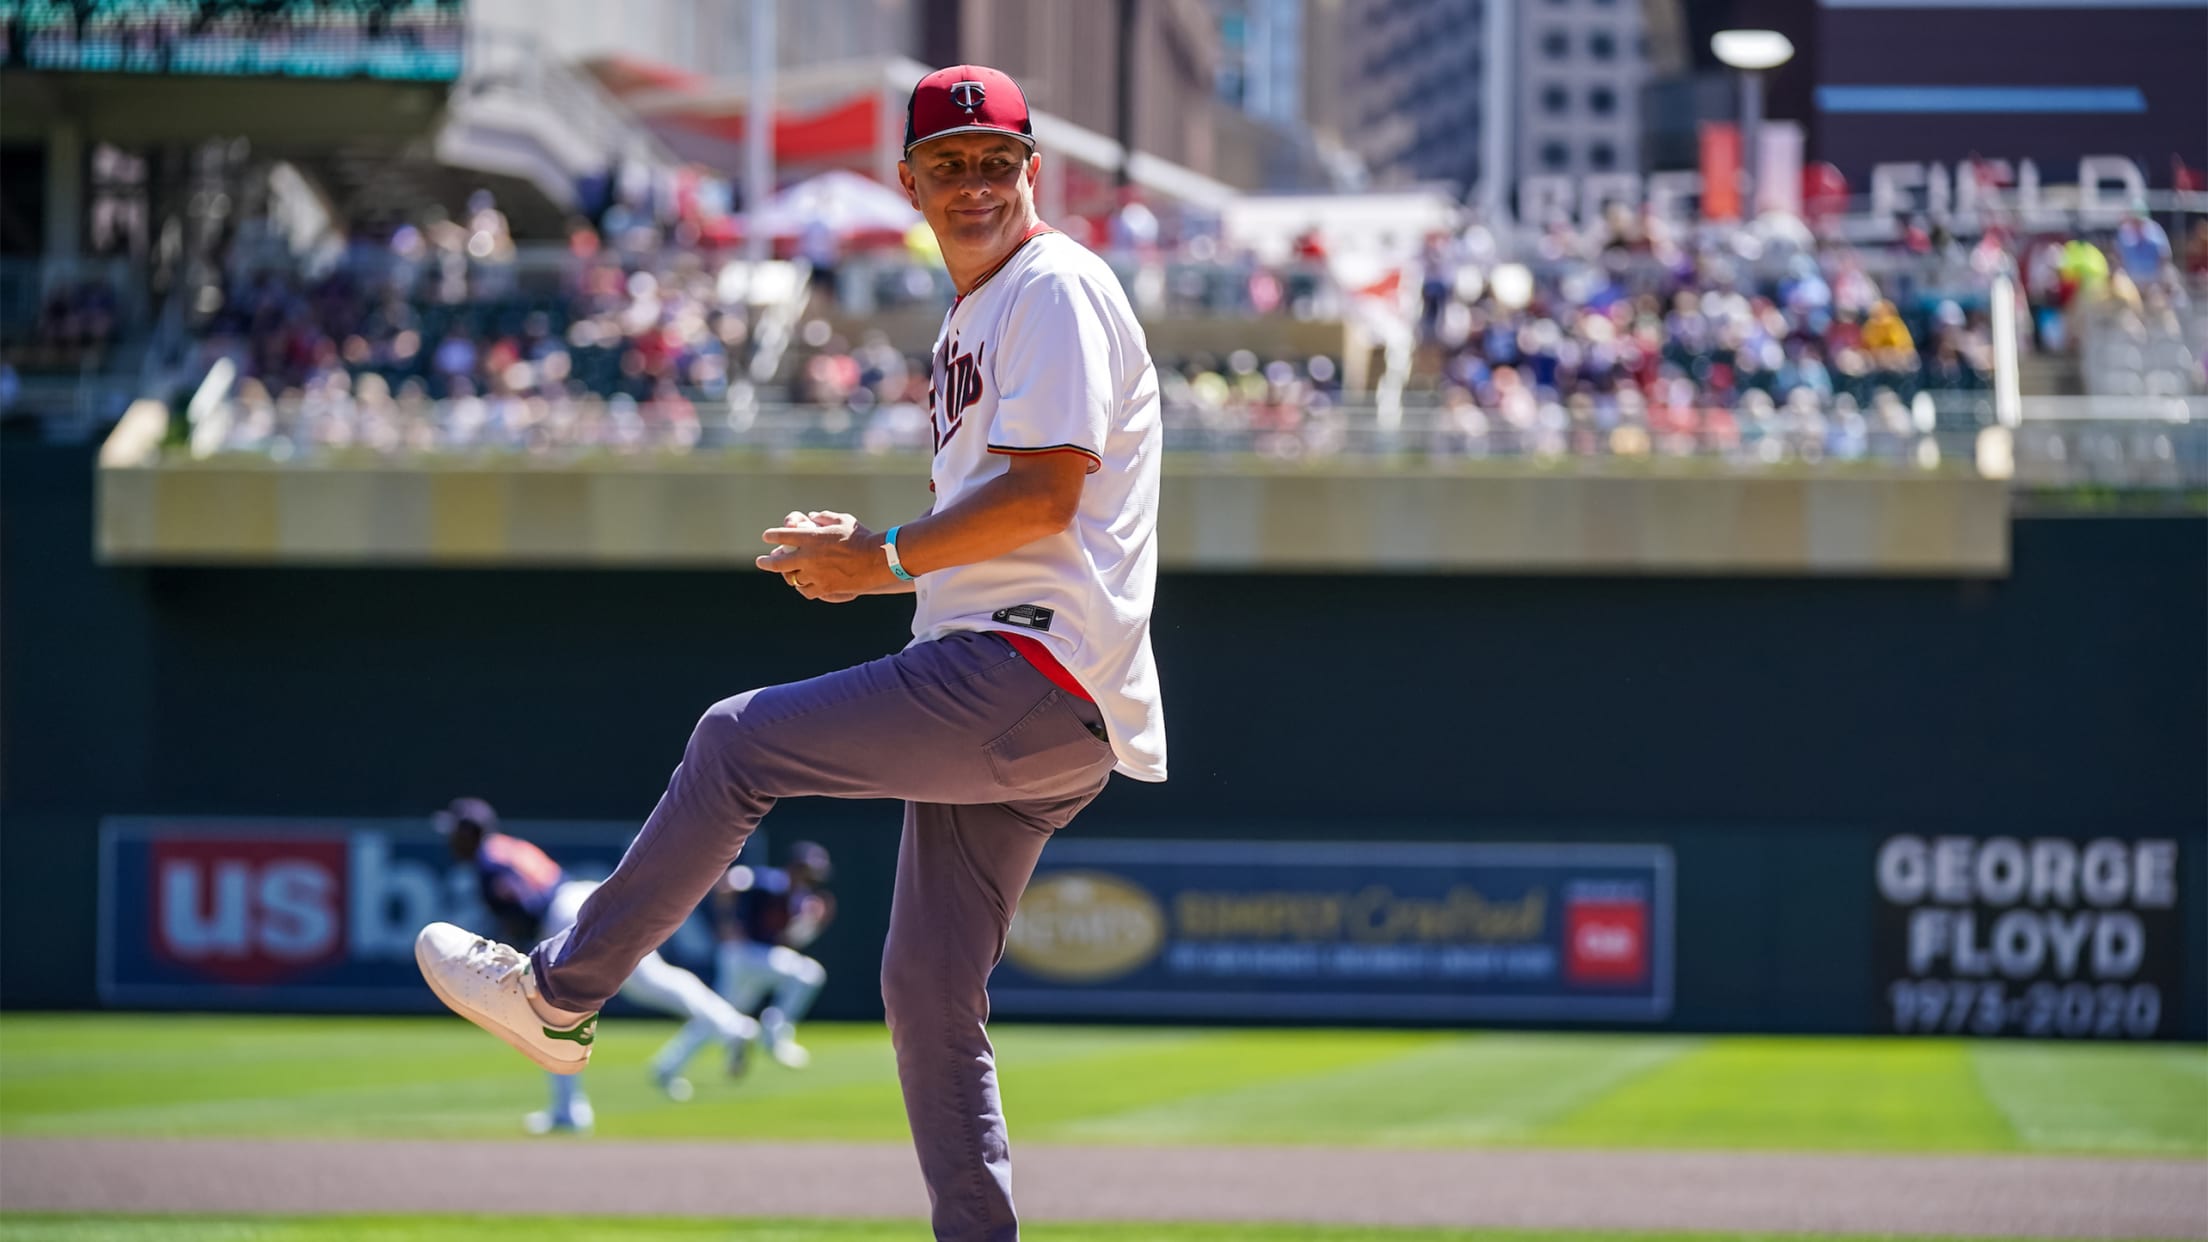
left=0, top=1221, right=2189, bottom=1242
left=0, top=1015, right=2202, bottom=1156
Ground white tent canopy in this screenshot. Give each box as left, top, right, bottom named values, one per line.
left=748, top=169, right=920, bottom=240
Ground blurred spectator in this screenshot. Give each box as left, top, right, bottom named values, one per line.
left=2185, top=221, right=2208, bottom=280
left=1860, top=300, right=1917, bottom=368
left=33, top=279, right=120, bottom=355
left=800, top=216, right=842, bottom=305
left=2112, top=203, right=2172, bottom=290
left=2058, top=238, right=2110, bottom=307
left=1418, top=232, right=1460, bottom=343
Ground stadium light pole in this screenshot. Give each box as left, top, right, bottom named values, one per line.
left=1710, top=30, right=1793, bottom=218
left=1115, top=0, right=1140, bottom=189
left=1476, top=0, right=1514, bottom=228
left=745, top=0, right=777, bottom=269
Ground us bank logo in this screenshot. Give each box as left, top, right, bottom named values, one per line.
left=121, top=827, right=452, bottom=991
left=101, top=816, right=741, bottom=1009
left=101, top=817, right=583, bottom=1008
left=1005, top=872, right=1166, bottom=983
left=149, top=837, right=349, bottom=983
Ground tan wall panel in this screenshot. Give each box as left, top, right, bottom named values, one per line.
left=97, top=458, right=2011, bottom=576
left=429, top=472, right=513, bottom=561
left=152, top=469, right=281, bottom=558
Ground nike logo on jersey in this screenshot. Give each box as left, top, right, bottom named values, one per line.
left=932, top=338, right=986, bottom=453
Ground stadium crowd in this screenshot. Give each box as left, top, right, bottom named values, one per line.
left=178, top=189, right=2204, bottom=463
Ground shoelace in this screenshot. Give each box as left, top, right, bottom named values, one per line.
left=464, top=936, right=530, bottom=984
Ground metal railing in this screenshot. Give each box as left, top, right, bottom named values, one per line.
left=162, top=389, right=2204, bottom=491
left=2075, top=288, right=2208, bottom=400
left=1997, top=396, right=2206, bottom=491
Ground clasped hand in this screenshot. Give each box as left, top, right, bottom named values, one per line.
left=755, top=511, right=893, bottom=603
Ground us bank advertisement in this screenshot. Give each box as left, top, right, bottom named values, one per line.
left=1875, top=834, right=2185, bottom=1039
left=97, top=817, right=728, bottom=1010
left=992, top=841, right=1674, bottom=1022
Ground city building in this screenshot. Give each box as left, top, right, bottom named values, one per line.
left=1515, top=0, right=1648, bottom=182
left=1337, top=0, right=1486, bottom=194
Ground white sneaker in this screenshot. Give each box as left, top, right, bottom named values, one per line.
left=769, top=1040, right=811, bottom=1070
left=414, top=922, right=596, bottom=1075
left=524, top=1101, right=595, bottom=1135
left=652, top=1068, right=696, bottom=1102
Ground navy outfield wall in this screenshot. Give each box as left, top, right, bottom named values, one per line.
left=4, top=441, right=2204, bottom=1034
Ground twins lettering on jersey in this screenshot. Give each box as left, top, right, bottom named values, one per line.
left=931, top=336, right=986, bottom=454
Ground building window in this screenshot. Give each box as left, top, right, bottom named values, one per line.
left=1590, top=142, right=1617, bottom=170
left=1542, top=84, right=1569, bottom=114
left=1589, top=85, right=1616, bottom=115
left=1540, top=30, right=1569, bottom=59
left=1541, top=141, right=1570, bottom=171
left=1589, top=31, right=1617, bottom=60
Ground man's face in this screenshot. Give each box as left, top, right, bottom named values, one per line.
left=899, top=134, right=1039, bottom=256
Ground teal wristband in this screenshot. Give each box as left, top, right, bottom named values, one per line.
left=883, top=525, right=914, bottom=581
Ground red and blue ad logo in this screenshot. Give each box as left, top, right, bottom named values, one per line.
left=1565, top=894, right=1650, bottom=985
left=99, top=817, right=706, bottom=1011
left=148, top=837, right=348, bottom=984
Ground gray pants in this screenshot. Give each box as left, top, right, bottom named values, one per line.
left=532, top=631, right=1115, bottom=1241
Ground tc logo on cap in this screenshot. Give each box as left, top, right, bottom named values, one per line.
left=904, top=64, right=1036, bottom=155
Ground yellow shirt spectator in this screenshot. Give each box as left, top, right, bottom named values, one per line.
left=1861, top=300, right=1916, bottom=356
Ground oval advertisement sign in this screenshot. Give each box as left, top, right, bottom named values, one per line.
left=1005, top=871, right=1167, bottom=983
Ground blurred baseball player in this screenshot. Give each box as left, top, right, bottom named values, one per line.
left=649, top=841, right=835, bottom=1082
left=433, top=797, right=761, bottom=1132
left=417, top=63, right=1166, bottom=1240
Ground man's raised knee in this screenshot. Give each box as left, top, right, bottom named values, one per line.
left=686, top=692, right=758, bottom=761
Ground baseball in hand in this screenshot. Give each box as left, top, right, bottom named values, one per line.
left=774, top=512, right=816, bottom=575
left=780, top=509, right=824, bottom=542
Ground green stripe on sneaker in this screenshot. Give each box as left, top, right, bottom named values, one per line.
left=543, top=1014, right=598, bottom=1047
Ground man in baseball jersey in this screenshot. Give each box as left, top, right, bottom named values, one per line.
left=648, top=841, right=836, bottom=1082
left=415, top=63, right=1165, bottom=1240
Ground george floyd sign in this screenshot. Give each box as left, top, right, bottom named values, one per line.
left=1873, top=834, right=2184, bottom=1039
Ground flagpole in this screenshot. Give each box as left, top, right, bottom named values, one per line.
left=744, top=0, right=776, bottom=269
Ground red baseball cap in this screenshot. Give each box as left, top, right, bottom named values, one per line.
left=904, top=65, right=1035, bottom=157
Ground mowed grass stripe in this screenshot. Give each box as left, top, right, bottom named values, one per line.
left=1001, top=1026, right=1441, bottom=1138
left=6, top=1016, right=2205, bottom=1155
left=0, top=1015, right=493, bottom=1079
left=1532, top=1038, right=2018, bottom=1152
left=1057, top=1034, right=1697, bottom=1146
left=0, top=1016, right=535, bottom=1135
left=0, top=1015, right=906, bottom=1141
left=597, top=1026, right=1392, bottom=1141
left=1971, top=1042, right=2208, bottom=1155
left=1, top=1221, right=2189, bottom=1242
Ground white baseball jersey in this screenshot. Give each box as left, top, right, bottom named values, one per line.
left=910, top=229, right=1167, bottom=782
